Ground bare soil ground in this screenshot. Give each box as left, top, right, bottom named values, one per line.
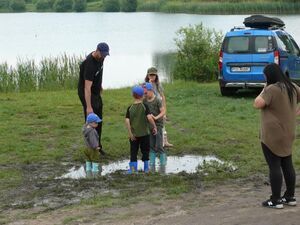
left=4, top=173, right=300, bottom=225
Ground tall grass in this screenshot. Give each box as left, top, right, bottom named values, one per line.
left=0, top=63, right=17, bottom=92
left=138, top=1, right=300, bottom=14
left=0, top=54, right=82, bottom=93
left=1, top=0, right=299, bottom=14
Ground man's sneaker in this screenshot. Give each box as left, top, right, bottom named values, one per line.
left=281, top=196, right=297, bottom=206
left=262, top=198, right=283, bottom=209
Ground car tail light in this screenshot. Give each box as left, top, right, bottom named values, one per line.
left=218, top=51, right=223, bottom=71
left=274, top=50, right=280, bottom=65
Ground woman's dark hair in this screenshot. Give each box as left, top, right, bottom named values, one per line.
left=145, top=73, right=159, bottom=84
left=263, top=63, right=296, bottom=105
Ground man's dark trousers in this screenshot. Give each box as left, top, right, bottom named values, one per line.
left=79, top=94, right=103, bottom=148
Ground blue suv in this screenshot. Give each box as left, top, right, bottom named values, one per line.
left=218, top=15, right=300, bottom=96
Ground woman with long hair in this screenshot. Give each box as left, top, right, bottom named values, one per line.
left=145, top=67, right=173, bottom=147
left=254, top=63, right=300, bottom=209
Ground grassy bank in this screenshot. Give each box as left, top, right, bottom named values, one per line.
left=2, top=81, right=300, bottom=222
left=0, top=0, right=299, bottom=14
left=2, top=81, right=300, bottom=180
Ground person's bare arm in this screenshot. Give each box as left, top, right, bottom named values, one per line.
left=153, top=106, right=165, bottom=121
left=125, top=118, right=135, bottom=141
left=296, top=107, right=300, bottom=116
left=147, top=115, right=157, bottom=135
left=253, top=95, right=266, bottom=109
left=161, top=93, right=167, bottom=113
left=84, top=80, right=93, bottom=114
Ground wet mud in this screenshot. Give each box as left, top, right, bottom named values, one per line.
left=0, top=162, right=111, bottom=213
left=0, top=155, right=236, bottom=224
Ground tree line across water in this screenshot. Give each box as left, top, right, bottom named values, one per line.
left=0, top=0, right=300, bottom=14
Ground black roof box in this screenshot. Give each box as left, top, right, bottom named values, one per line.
left=243, top=15, right=285, bottom=29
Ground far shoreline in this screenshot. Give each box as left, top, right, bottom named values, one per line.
left=1, top=1, right=300, bottom=15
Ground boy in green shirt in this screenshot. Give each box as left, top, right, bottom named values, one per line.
left=125, top=86, right=157, bottom=174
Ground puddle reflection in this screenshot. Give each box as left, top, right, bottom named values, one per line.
left=59, top=155, right=236, bottom=179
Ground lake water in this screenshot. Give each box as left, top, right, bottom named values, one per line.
left=0, top=13, right=299, bottom=88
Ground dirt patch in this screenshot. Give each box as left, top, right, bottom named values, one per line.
left=3, top=172, right=300, bottom=225
left=0, top=162, right=113, bottom=214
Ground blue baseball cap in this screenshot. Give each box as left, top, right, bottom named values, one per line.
left=97, top=42, right=110, bottom=57
left=86, top=113, right=102, bottom=123
left=132, top=86, right=144, bottom=97
left=144, top=82, right=153, bottom=91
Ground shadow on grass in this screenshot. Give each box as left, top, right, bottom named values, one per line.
left=222, top=89, right=261, bottom=99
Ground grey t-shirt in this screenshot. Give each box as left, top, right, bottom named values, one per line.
left=143, top=97, right=163, bottom=128
left=82, top=124, right=99, bottom=149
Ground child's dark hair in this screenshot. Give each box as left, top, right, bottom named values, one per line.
left=133, top=93, right=143, bottom=99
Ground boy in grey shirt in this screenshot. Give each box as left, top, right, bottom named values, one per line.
left=143, top=82, right=166, bottom=172
left=82, top=113, right=102, bottom=177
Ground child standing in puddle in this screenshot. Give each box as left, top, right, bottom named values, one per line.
left=143, top=82, right=166, bottom=172
left=82, top=113, right=102, bottom=177
left=125, top=85, right=157, bottom=174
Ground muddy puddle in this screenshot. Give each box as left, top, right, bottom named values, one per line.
left=59, top=155, right=237, bottom=179
left=1, top=155, right=236, bottom=214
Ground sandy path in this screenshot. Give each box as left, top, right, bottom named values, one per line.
left=7, top=177, right=300, bottom=225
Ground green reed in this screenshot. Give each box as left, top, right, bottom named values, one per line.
left=138, top=1, right=300, bottom=14
left=0, top=54, right=83, bottom=93
left=0, top=63, right=17, bottom=92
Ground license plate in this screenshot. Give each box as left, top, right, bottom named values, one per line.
left=231, top=66, right=250, bottom=72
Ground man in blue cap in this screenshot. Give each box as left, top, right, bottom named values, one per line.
left=78, top=42, right=110, bottom=156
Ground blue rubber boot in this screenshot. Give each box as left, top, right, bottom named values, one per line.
left=144, top=161, right=149, bottom=173
left=159, top=153, right=167, bottom=166
left=85, top=161, right=92, bottom=172
left=85, top=161, right=92, bottom=178
left=159, top=153, right=167, bottom=174
left=92, top=162, right=100, bottom=177
left=149, top=150, right=156, bottom=172
left=127, top=161, right=138, bottom=174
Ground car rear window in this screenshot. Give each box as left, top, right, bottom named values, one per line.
left=254, top=36, right=274, bottom=53
left=226, top=37, right=250, bottom=53
left=224, top=36, right=274, bottom=53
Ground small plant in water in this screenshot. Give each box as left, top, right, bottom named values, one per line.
left=197, top=159, right=237, bottom=176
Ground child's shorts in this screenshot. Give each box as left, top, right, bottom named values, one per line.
left=84, top=148, right=100, bottom=162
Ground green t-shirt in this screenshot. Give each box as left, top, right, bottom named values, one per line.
left=126, top=103, right=150, bottom=137
left=143, top=97, right=163, bottom=128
